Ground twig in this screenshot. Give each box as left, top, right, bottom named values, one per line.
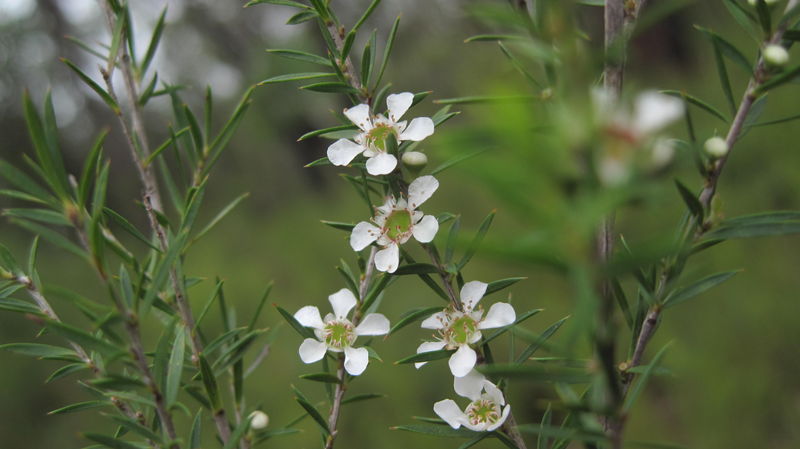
left=324, top=247, right=377, bottom=449
left=617, top=0, right=800, bottom=442
left=325, top=20, right=365, bottom=102
left=14, top=276, right=164, bottom=449
left=99, top=2, right=234, bottom=443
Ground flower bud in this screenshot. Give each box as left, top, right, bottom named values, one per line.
left=249, top=410, right=269, bottom=429
left=763, top=44, right=789, bottom=67
left=704, top=136, right=729, bottom=158
left=401, top=151, right=428, bottom=168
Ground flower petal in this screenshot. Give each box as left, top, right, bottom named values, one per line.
left=449, top=345, right=477, bottom=378
left=478, top=302, right=516, bottom=330
left=454, top=369, right=486, bottom=401
left=632, top=91, right=684, bottom=135
left=387, top=92, right=414, bottom=122
left=350, top=222, right=381, bottom=251
left=294, top=306, right=324, bottom=329
left=459, top=280, right=488, bottom=311
left=407, top=175, right=439, bottom=209
left=298, top=338, right=327, bottom=364
left=355, top=313, right=390, bottom=336
left=343, top=346, right=369, bottom=376
left=433, top=399, right=466, bottom=429
left=483, top=379, right=506, bottom=406
left=374, top=242, right=399, bottom=273
left=420, top=311, right=446, bottom=329
left=399, top=117, right=434, bottom=142
left=365, top=152, right=397, bottom=176
left=327, top=139, right=364, bottom=166
left=328, top=288, right=357, bottom=319
left=486, top=405, right=512, bottom=431
left=412, top=214, right=439, bottom=243
left=344, top=103, right=372, bottom=131
left=414, top=340, right=446, bottom=369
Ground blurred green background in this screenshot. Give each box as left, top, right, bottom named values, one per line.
left=1, top=0, right=799, bottom=448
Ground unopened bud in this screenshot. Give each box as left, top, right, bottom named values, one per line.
left=401, top=151, right=428, bottom=169
left=249, top=410, right=269, bottom=429
left=763, top=44, right=789, bottom=67
left=704, top=136, right=729, bottom=158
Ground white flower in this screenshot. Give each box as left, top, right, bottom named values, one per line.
left=350, top=175, right=440, bottom=273
left=327, top=92, right=435, bottom=176
left=592, top=89, right=684, bottom=185
left=433, top=370, right=511, bottom=432
left=294, top=288, right=390, bottom=376
left=415, top=281, right=516, bottom=377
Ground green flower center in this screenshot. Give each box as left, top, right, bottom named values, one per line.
left=444, top=314, right=478, bottom=346
left=384, top=209, right=412, bottom=241
left=466, top=398, right=501, bottom=427
left=322, top=320, right=355, bottom=350
left=366, top=123, right=396, bottom=152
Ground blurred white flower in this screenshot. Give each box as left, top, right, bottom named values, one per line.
left=433, top=370, right=511, bottom=432
left=294, top=288, right=390, bottom=376
left=415, top=281, right=516, bottom=377
left=350, top=175, right=440, bottom=273
left=327, top=92, right=435, bottom=176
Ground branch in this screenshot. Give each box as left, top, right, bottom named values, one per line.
left=99, top=2, right=234, bottom=444
left=325, top=247, right=377, bottom=449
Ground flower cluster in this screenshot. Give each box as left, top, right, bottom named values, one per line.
left=296, top=92, right=516, bottom=432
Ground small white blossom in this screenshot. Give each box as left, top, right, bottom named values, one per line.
left=704, top=136, right=729, bottom=158
left=327, top=92, right=435, bottom=176
left=764, top=44, right=789, bottom=67
left=415, top=281, right=516, bottom=377
left=294, top=288, right=390, bottom=376
left=433, top=370, right=511, bottom=432
left=592, top=89, right=684, bottom=185
left=350, top=175, right=440, bottom=273
left=248, top=411, right=269, bottom=429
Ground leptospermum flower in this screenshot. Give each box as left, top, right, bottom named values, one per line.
left=350, top=175, right=439, bottom=273
left=592, top=89, right=684, bottom=185
left=327, top=92, right=435, bottom=176
left=415, top=281, right=516, bottom=377
left=433, top=370, right=511, bottom=432
left=294, top=288, right=390, bottom=376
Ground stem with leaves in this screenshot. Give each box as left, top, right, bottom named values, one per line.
left=98, top=1, right=234, bottom=444
left=325, top=247, right=377, bottom=449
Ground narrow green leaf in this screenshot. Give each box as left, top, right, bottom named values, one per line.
left=435, top=95, right=536, bottom=105
left=166, top=324, right=186, bottom=407
left=3, top=208, right=69, bottom=226
left=320, top=220, right=355, bottom=232
left=0, top=343, right=77, bottom=360
left=294, top=395, right=330, bottom=435
left=191, top=192, right=249, bottom=243
left=341, top=393, right=385, bottom=405
left=190, top=410, right=203, bottom=449
left=275, top=305, right=317, bottom=339
left=286, top=9, right=318, bottom=25
left=663, top=270, right=741, bottom=308
left=299, top=124, right=357, bottom=141
left=199, top=353, right=221, bottom=410
left=515, top=316, right=569, bottom=363
left=140, top=7, right=167, bottom=77
left=389, top=306, right=443, bottom=335
left=457, top=210, right=495, bottom=270
left=674, top=180, right=704, bottom=219
left=79, top=130, right=108, bottom=207
left=267, top=48, right=331, bottom=66
left=482, top=309, right=543, bottom=345
left=84, top=434, right=142, bottom=449
left=478, top=363, right=590, bottom=383
left=485, top=277, right=526, bottom=296
left=392, top=424, right=478, bottom=438
left=694, top=25, right=752, bottom=74
left=46, top=362, right=87, bottom=383
left=61, top=59, right=119, bottom=114
left=464, top=34, right=527, bottom=42
left=259, top=72, right=335, bottom=85
left=300, top=82, right=358, bottom=93
left=661, top=90, right=729, bottom=123
left=395, top=349, right=453, bottom=365
left=623, top=343, right=672, bottom=411
left=393, top=263, right=439, bottom=275
left=757, top=61, right=800, bottom=93
left=352, top=0, right=381, bottom=33
left=46, top=320, right=124, bottom=358
left=104, top=208, right=160, bottom=251
left=374, top=16, right=400, bottom=88
left=0, top=160, right=55, bottom=205
left=299, top=372, right=342, bottom=383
